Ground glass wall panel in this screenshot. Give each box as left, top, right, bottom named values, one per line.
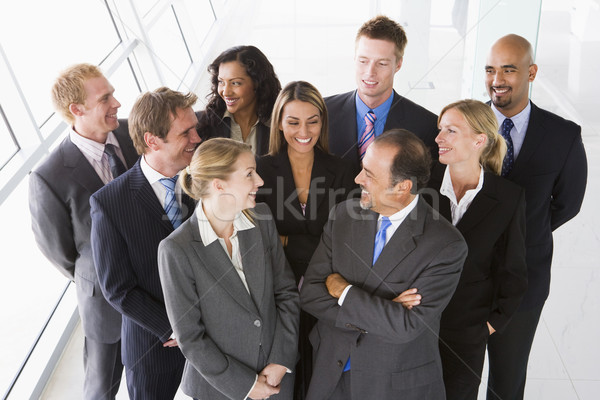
left=0, top=176, right=68, bottom=392
left=0, top=110, right=19, bottom=169
left=0, top=0, right=120, bottom=127
left=179, top=0, right=216, bottom=49
left=148, top=6, right=193, bottom=89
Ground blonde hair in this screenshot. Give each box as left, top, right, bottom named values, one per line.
left=180, top=138, right=253, bottom=200
left=438, top=99, right=506, bottom=175
left=51, top=63, right=103, bottom=124
left=129, top=87, right=198, bottom=155
left=268, top=81, right=329, bottom=155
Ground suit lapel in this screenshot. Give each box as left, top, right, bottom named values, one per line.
left=255, top=123, right=270, bottom=156
left=507, top=102, right=543, bottom=179
left=384, top=91, right=406, bottom=131
left=129, top=163, right=174, bottom=233
left=114, top=129, right=140, bottom=168
left=188, top=211, right=260, bottom=315
left=238, top=227, right=265, bottom=312
left=62, top=138, right=104, bottom=195
left=362, top=199, right=425, bottom=290
left=427, top=162, right=452, bottom=223
left=350, top=209, right=377, bottom=286
left=308, top=149, right=336, bottom=218
left=456, top=173, right=499, bottom=234
left=181, top=193, right=196, bottom=222
left=339, top=91, right=360, bottom=166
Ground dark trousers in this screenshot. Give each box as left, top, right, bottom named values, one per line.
left=486, top=304, right=544, bottom=400
left=440, top=336, right=487, bottom=400
left=83, top=337, right=123, bottom=400
left=125, top=363, right=184, bottom=400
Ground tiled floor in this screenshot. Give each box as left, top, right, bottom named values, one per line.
left=40, top=1, right=600, bottom=399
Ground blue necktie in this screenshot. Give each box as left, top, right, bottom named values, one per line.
left=343, top=216, right=392, bottom=372
left=159, top=176, right=182, bottom=229
left=104, top=143, right=126, bottom=179
left=373, top=216, right=392, bottom=264
left=500, top=118, right=515, bottom=177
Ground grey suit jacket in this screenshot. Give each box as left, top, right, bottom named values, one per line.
left=301, top=198, right=467, bottom=400
left=158, top=202, right=300, bottom=400
left=29, top=125, right=138, bottom=343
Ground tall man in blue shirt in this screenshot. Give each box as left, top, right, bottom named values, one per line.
left=484, top=34, right=587, bottom=400
left=325, top=15, right=439, bottom=175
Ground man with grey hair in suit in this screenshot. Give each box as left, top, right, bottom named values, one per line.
left=29, top=63, right=138, bottom=399
left=301, top=129, right=467, bottom=400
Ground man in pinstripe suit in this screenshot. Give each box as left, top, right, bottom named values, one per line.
left=90, top=87, right=201, bottom=399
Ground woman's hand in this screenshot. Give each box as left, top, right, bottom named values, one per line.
left=248, top=374, right=280, bottom=399
left=259, top=363, right=288, bottom=387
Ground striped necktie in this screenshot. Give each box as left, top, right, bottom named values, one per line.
left=159, top=176, right=182, bottom=229
left=104, top=143, right=126, bottom=179
left=500, top=118, right=515, bottom=177
left=358, top=110, right=376, bottom=160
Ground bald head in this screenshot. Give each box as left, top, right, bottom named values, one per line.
left=492, top=34, right=534, bottom=64
left=485, top=34, right=538, bottom=117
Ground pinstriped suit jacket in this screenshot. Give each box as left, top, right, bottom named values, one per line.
left=90, top=160, right=195, bottom=375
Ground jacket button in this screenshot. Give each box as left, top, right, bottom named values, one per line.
left=345, top=323, right=352, bottom=328
left=337, top=360, right=343, bottom=367
left=254, top=320, right=261, bottom=327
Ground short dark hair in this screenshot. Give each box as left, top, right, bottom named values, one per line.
left=200, top=45, right=281, bottom=129
left=373, top=129, right=431, bottom=193
left=356, top=15, right=408, bottom=59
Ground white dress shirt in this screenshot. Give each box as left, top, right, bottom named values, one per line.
left=439, top=165, right=484, bottom=226
left=195, top=199, right=255, bottom=293
left=139, top=155, right=183, bottom=208
left=338, top=195, right=420, bottom=305
left=69, top=128, right=125, bottom=184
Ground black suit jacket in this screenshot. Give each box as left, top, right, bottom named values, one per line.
left=256, top=147, right=357, bottom=281
left=425, top=163, right=527, bottom=342
left=29, top=123, right=138, bottom=343
left=90, top=160, right=195, bottom=375
left=498, top=101, right=587, bottom=309
left=197, top=110, right=270, bottom=156
left=325, top=90, right=439, bottom=175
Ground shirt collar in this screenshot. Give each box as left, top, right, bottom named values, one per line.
left=491, top=101, right=531, bottom=135
left=195, top=199, right=255, bottom=245
left=355, top=90, right=394, bottom=119
left=380, top=194, right=420, bottom=230
left=223, top=110, right=261, bottom=128
left=439, top=165, right=484, bottom=206
left=140, top=154, right=178, bottom=184
left=69, top=128, right=119, bottom=162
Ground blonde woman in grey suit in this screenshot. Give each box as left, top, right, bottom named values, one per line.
left=158, top=138, right=300, bottom=400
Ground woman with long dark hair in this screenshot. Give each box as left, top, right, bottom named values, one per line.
left=198, top=45, right=281, bottom=156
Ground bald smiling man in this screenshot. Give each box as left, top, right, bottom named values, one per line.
left=484, top=34, right=587, bottom=400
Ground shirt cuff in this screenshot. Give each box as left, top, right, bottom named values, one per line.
left=338, top=285, right=353, bottom=305
left=245, top=374, right=258, bottom=400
